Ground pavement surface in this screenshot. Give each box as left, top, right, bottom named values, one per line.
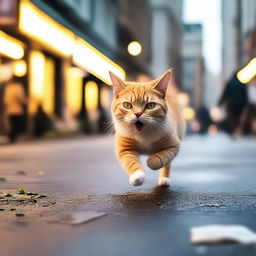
left=0, top=134, right=256, bottom=256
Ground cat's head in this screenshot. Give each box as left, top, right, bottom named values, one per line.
left=110, top=70, right=171, bottom=135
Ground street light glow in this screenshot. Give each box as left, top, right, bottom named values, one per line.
left=0, top=30, right=24, bottom=59
left=183, top=107, right=195, bottom=120
left=127, top=41, right=142, bottom=56
left=66, top=67, right=83, bottom=114
left=19, top=0, right=75, bottom=57
left=237, top=58, right=256, bottom=84
left=73, top=38, right=125, bottom=85
left=177, top=92, right=190, bottom=107
left=13, top=60, right=27, bottom=77
left=85, top=81, right=98, bottom=112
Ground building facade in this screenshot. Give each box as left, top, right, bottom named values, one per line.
left=222, top=0, right=256, bottom=82
left=0, top=0, right=125, bottom=138
left=182, top=24, right=204, bottom=108
left=0, top=0, right=184, bottom=140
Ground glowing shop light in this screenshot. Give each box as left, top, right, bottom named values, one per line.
left=19, top=0, right=75, bottom=56
left=237, top=58, right=256, bottom=84
left=177, top=92, right=190, bottom=107
left=0, top=30, right=24, bottom=59
left=85, top=81, right=98, bottom=112
left=73, top=38, right=125, bottom=85
left=100, top=86, right=111, bottom=110
left=43, top=57, right=55, bottom=115
left=30, top=51, right=45, bottom=100
left=66, top=67, right=83, bottom=114
left=13, top=60, right=27, bottom=77
left=127, top=41, right=142, bottom=56
left=183, top=107, right=195, bottom=120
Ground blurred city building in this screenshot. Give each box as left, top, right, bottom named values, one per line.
left=182, top=23, right=204, bottom=108
left=0, top=0, right=185, bottom=140
left=222, top=0, right=256, bottom=82
left=150, top=0, right=183, bottom=86
left=118, top=0, right=184, bottom=85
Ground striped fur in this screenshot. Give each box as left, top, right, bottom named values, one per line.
left=110, top=70, right=186, bottom=186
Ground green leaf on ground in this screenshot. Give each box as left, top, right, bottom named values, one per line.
left=17, top=170, right=26, bottom=175
left=15, top=212, right=25, bottom=217
left=16, top=188, right=26, bottom=194
left=0, top=177, right=6, bottom=182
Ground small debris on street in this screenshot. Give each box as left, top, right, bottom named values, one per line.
left=0, top=177, right=6, bottom=182
left=26, top=192, right=38, bottom=196
left=69, top=211, right=107, bottom=225
left=0, top=191, right=47, bottom=202
left=17, top=170, right=26, bottom=175
left=16, top=188, right=26, bottom=194
left=51, top=211, right=107, bottom=225
left=38, top=171, right=45, bottom=176
left=15, top=212, right=25, bottom=217
left=190, top=225, right=256, bottom=245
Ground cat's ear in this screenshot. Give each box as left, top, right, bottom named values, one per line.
left=109, top=71, right=126, bottom=95
left=154, top=69, right=172, bottom=97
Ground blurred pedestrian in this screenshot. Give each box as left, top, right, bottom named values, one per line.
left=242, top=76, right=256, bottom=135
left=196, top=105, right=212, bottom=134
left=218, top=72, right=248, bottom=136
left=3, top=77, right=27, bottom=143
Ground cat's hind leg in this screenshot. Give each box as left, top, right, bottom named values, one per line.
left=158, top=164, right=170, bottom=187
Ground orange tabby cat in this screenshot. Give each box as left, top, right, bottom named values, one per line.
left=110, top=70, right=186, bottom=187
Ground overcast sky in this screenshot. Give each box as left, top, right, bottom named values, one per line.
left=183, top=0, right=222, bottom=74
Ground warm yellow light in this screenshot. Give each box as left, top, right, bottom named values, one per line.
left=85, top=81, right=98, bottom=112
left=29, top=51, right=55, bottom=114
left=183, top=107, right=195, bottom=120
left=127, top=41, right=142, bottom=56
left=0, top=63, right=12, bottom=82
left=0, top=30, right=24, bottom=59
left=42, top=57, right=55, bottom=114
left=100, top=86, right=110, bottom=110
left=66, top=67, right=83, bottom=114
left=29, top=51, right=45, bottom=114
left=237, top=58, right=256, bottom=84
left=30, top=51, right=45, bottom=100
left=73, top=38, right=125, bottom=85
left=19, top=0, right=75, bottom=56
left=13, top=60, right=27, bottom=77
left=177, top=92, right=190, bottom=107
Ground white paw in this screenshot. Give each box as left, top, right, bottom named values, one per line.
left=129, top=170, right=145, bottom=186
left=158, top=177, right=170, bottom=187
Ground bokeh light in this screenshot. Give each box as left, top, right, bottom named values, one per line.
left=127, top=41, right=142, bottom=56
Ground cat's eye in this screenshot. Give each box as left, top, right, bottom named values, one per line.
left=123, top=102, right=132, bottom=109
left=145, top=102, right=156, bottom=109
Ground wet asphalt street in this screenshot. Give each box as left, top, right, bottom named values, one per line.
left=0, top=134, right=256, bottom=256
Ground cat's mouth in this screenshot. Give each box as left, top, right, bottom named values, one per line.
left=135, top=120, right=144, bottom=131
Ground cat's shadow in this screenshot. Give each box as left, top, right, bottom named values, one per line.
left=113, top=186, right=177, bottom=210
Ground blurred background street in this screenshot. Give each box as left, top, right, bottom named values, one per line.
left=0, top=0, right=256, bottom=255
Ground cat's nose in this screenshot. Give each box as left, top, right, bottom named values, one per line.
left=134, top=112, right=142, bottom=118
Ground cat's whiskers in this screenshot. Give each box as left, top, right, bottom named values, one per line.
left=104, top=121, right=115, bottom=134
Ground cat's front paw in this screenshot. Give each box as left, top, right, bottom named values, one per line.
left=147, top=155, right=163, bottom=170
left=129, top=170, right=145, bottom=186
left=158, top=177, right=170, bottom=187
